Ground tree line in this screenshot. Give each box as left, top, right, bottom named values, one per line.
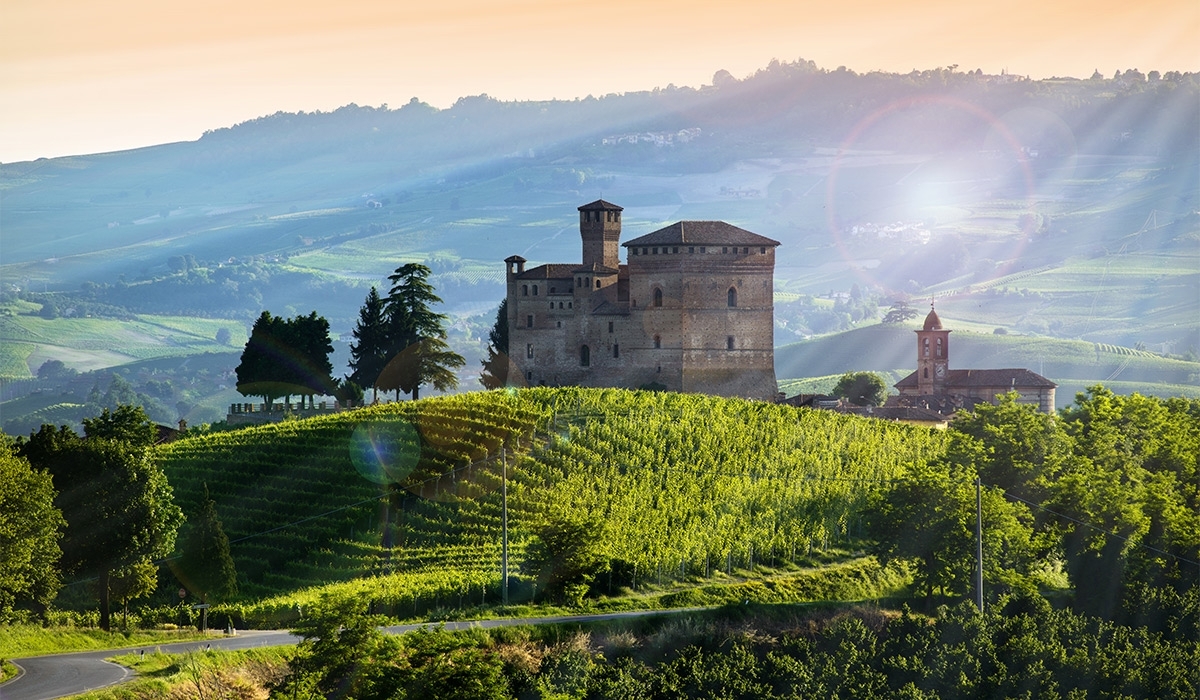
left=236, top=263, right=467, bottom=406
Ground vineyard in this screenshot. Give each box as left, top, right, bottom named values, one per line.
left=156, top=388, right=947, bottom=621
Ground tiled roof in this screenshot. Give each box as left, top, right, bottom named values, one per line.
left=514, top=264, right=576, bottom=280
left=895, top=369, right=1056, bottom=389
left=578, top=199, right=624, bottom=211
left=573, top=262, right=619, bottom=274
left=623, top=221, right=781, bottom=247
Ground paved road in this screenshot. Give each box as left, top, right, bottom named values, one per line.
left=1, top=608, right=703, bottom=700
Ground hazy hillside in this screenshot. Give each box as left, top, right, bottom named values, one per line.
left=1, top=61, right=1196, bottom=420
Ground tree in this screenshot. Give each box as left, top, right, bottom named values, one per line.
left=36, top=359, right=76, bottom=381
left=521, top=515, right=608, bottom=604
left=377, top=264, right=465, bottom=400
left=236, top=310, right=336, bottom=406
left=831, top=372, right=887, bottom=406
left=881, top=301, right=919, bottom=324
left=173, top=484, right=237, bottom=631
left=348, top=286, right=390, bottom=402
left=479, top=298, right=513, bottom=390
left=17, top=424, right=183, bottom=630
left=83, top=405, right=158, bottom=448
left=108, top=560, right=157, bottom=630
left=0, top=443, right=64, bottom=620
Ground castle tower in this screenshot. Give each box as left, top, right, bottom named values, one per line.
left=578, top=200, right=623, bottom=270
left=915, top=305, right=950, bottom=395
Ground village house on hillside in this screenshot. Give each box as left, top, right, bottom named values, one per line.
left=505, top=200, right=780, bottom=400
left=889, top=306, right=1057, bottom=414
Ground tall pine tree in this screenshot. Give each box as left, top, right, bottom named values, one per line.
left=174, top=484, right=237, bottom=631
left=348, top=286, right=389, bottom=402
left=377, top=264, right=465, bottom=400
left=480, top=298, right=512, bottom=389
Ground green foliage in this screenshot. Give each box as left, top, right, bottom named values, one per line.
left=108, top=560, right=157, bottom=630
left=881, top=301, right=920, bottom=324
left=83, top=405, right=159, bottom=448
left=173, top=484, right=238, bottom=606
left=236, top=310, right=336, bottom=404
left=0, top=442, right=64, bottom=620
left=349, top=285, right=390, bottom=401
left=522, top=515, right=608, bottom=603
left=18, top=420, right=183, bottom=630
left=831, top=371, right=888, bottom=406
left=479, top=298, right=511, bottom=390
left=378, top=263, right=466, bottom=400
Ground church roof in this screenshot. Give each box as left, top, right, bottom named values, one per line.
left=578, top=199, right=623, bottom=211
left=922, top=308, right=943, bottom=331
left=622, top=221, right=781, bottom=247
left=895, top=368, right=1056, bottom=390
left=573, top=262, right=619, bottom=274
left=514, top=264, right=576, bottom=280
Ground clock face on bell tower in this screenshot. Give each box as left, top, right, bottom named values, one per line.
left=935, top=362, right=946, bottom=379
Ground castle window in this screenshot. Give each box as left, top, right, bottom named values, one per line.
left=936, top=338, right=943, bottom=358
left=673, top=247, right=679, bottom=254
left=532, top=285, right=538, bottom=296
left=613, top=343, right=620, bottom=359
left=923, top=338, right=930, bottom=357
left=653, top=288, right=663, bottom=307
left=727, top=287, right=737, bottom=307
left=527, top=315, right=533, bottom=328
left=760, top=247, right=766, bottom=254
left=700, top=247, right=706, bottom=253
left=557, top=321, right=561, bottom=328
left=595, top=279, right=601, bottom=288
left=642, top=248, right=648, bottom=255
left=527, top=343, right=533, bottom=359
left=689, top=246, right=695, bottom=254
left=743, top=247, right=749, bottom=254
left=576, top=277, right=581, bottom=288
left=653, top=335, right=661, bottom=349
left=615, top=212, right=620, bottom=221
left=522, top=285, right=528, bottom=296
left=923, top=367, right=928, bottom=378
left=550, top=286, right=556, bottom=293
left=559, top=302, right=564, bottom=309
left=727, top=336, right=735, bottom=350
left=632, top=248, right=638, bottom=256
left=580, top=345, right=590, bottom=367
left=527, top=371, right=533, bottom=381
left=608, top=321, right=613, bottom=333
left=653, top=247, right=658, bottom=254
left=722, top=247, right=729, bottom=254
left=568, top=302, right=572, bottom=308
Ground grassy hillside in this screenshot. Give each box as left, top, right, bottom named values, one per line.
left=776, top=325, right=1200, bottom=407
left=155, top=388, right=945, bottom=613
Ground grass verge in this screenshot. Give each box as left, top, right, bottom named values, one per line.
left=0, top=625, right=217, bottom=661
left=67, top=647, right=291, bottom=700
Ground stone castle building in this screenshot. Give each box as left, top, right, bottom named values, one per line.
left=505, top=200, right=780, bottom=399
left=892, top=307, right=1057, bottom=413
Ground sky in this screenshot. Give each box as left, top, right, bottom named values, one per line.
left=2, top=0, right=1197, bottom=163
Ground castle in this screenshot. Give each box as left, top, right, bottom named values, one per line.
left=891, top=307, right=1057, bottom=413
left=504, top=200, right=780, bottom=399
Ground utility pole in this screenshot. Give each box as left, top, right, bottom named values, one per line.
left=501, top=447, right=509, bottom=605
left=975, top=477, right=984, bottom=612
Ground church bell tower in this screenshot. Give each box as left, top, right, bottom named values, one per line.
left=916, top=304, right=950, bottom=395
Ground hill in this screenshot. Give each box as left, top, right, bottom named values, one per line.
left=776, top=324, right=1200, bottom=407
left=154, top=388, right=944, bottom=613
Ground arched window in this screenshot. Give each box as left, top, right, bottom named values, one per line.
left=532, top=285, right=538, bottom=296
left=576, top=277, right=581, bottom=288
left=653, top=288, right=663, bottom=307
left=653, top=335, right=661, bottom=349
left=936, top=337, right=943, bottom=358
left=923, top=338, right=930, bottom=357
left=595, top=279, right=601, bottom=288
left=727, top=287, right=737, bottom=307
left=580, top=345, right=590, bottom=367
left=923, top=367, right=929, bottom=378
left=522, top=285, right=528, bottom=296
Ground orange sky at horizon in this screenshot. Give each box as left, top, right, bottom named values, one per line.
left=2, top=0, right=1197, bottom=162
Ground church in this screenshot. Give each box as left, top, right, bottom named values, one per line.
left=504, top=200, right=780, bottom=400
left=891, top=307, right=1057, bottom=413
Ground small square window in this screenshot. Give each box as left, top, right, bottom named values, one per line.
left=760, top=247, right=766, bottom=254
left=722, top=247, right=728, bottom=254
left=673, top=247, right=679, bottom=254
left=700, top=247, right=706, bottom=253
left=743, top=247, right=749, bottom=254
left=688, top=247, right=695, bottom=254
left=652, top=247, right=658, bottom=254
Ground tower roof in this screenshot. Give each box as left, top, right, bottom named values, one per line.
left=922, top=308, right=943, bottom=331
left=622, top=221, right=781, bottom=247
left=578, top=199, right=623, bottom=212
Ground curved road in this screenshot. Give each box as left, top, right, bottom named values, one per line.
left=2, top=608, right=703, bottom=700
